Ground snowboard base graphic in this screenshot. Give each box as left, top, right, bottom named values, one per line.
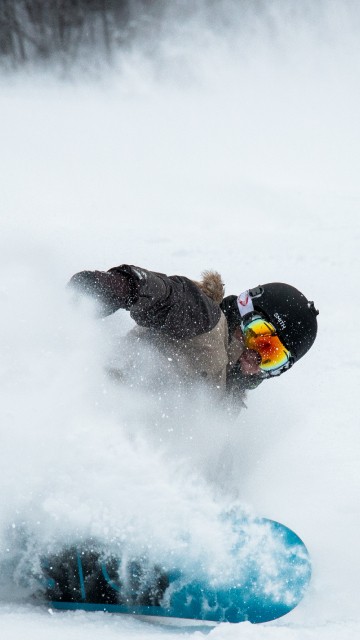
left=43, top=518, right=311, bottom=624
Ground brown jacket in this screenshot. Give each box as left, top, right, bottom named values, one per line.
left=69, top=265, right=255, bottom=403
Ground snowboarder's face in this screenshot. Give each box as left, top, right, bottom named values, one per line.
left=239, top=348, right=262, bottom=375
left=237, top=316, right=293, bottom=376
left=233, top=327, right=262, bottom=375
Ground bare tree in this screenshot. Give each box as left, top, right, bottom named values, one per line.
left=0, top=0, right=143, bottom=70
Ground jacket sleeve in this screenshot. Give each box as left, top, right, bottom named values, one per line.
left=69, top=264, right=221, bottom=339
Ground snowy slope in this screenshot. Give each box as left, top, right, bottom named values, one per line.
left=1, top=1, right=360, bottom=638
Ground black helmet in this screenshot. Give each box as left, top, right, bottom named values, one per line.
left=222, top=283, right=318, bottom=365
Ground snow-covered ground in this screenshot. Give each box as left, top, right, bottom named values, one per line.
left=1, top=1, right=359, bottom=638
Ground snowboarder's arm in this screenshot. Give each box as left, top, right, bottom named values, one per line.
left=69, top=265, right=221, bottom=339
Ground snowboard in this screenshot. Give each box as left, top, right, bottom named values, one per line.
left=42, top=518, right=311, bottom=624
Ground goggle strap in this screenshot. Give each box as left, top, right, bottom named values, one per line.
left=237, top=290, right=254, bottom=318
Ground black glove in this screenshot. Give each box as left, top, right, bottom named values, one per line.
left=68, top=269, right=138, bottom=316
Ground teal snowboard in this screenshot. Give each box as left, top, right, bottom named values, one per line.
left=43, top=518, right=311, bottom=624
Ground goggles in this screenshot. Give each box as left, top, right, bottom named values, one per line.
left=242, top=316, right=292, bottom=374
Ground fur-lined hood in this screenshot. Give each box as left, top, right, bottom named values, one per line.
left=193, top=271, right=224, bottom=304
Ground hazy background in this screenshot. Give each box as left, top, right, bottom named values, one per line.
left=0, top=1, right=359, bottom=638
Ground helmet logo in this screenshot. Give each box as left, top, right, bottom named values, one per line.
left=274, top=312, right=286, bottom=330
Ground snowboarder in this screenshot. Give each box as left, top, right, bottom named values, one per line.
left=69, top=264, right=318, bottom=408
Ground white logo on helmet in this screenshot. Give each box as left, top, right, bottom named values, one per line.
left=274, top=312, right=286, bottom=330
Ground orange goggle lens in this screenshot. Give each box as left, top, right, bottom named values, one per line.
left=243, top=317, right=291, bottom=372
